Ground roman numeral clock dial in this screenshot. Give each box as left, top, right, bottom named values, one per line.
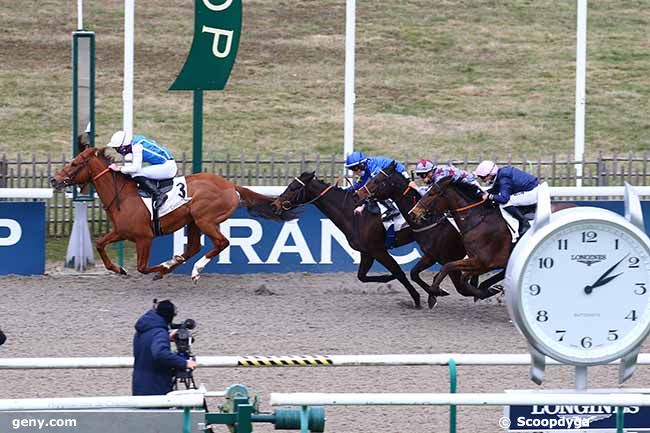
left=506, top=184, right=650, bottom=385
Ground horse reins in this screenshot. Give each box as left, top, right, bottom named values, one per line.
left=284, top=176, right=335, bottom=209
left=452, top=196, right=488, bottom=213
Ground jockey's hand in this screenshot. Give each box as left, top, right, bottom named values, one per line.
left=354, top=204, right=365, bottom=215
left=408, top=181, right=419, bottom=190
left=108, top=163, right=120, bottom=172
left=482, top=192, right=490, bottom=201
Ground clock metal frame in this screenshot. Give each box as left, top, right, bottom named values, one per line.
left=505, top=182, right=650, bottom=385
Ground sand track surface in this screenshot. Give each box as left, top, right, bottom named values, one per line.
left=1, top=270, right=649, bottom=432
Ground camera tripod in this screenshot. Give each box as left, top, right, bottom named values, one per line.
left=173, top=367, right=197, bottom=390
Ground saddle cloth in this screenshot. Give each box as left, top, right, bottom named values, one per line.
left=140, top=176, right=191, bottom=220
left=499, top=205, right=535, bottom=243
left=377, top=201, right=409, bottom=232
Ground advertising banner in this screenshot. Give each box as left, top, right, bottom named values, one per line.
left=149, top=201, right=650, bottom=275
left=504, top=389, right=650, bottom=431
left=0, top=202, right=45, bottom=275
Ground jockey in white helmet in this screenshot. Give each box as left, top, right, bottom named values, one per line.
left=474, top=160, right=540, bottom=236
left=106, top=131, right=178, bottom=210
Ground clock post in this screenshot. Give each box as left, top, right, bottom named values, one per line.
left=506, top=182, right=650, bottom=390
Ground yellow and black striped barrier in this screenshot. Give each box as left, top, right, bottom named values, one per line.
left=237, top=355, right=333, bottom=367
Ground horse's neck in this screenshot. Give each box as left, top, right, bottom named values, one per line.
left=446, top=187, right=501, bottom=232
left=309, top=186, right=355, bottom=232
left=90, top=160, right=134, bottom=207
left=390, top=184, right=424, bottom=226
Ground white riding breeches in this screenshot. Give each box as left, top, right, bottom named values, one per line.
left=505, top=184, right=539, bottom=206
left=128, top=160, right=177, bottom=180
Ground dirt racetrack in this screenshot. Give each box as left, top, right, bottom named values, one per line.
left=2, top=267, right=650, bottom=433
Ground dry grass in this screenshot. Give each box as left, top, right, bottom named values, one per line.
left=1, top=0, right=649, bottom=161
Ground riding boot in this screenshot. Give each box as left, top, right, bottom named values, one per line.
left=381, top=200, right=401, bottom=221
left=504, top=206, right=530, bottom=237
left=134, top=177, right=166, bottom=209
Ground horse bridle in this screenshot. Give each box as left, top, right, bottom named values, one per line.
left=360, top=169, right=412, bottom=199
left=279, top=176, right=335, bottom=211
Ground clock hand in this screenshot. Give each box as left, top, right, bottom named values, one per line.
left=584, top=253, right=629, bottom=294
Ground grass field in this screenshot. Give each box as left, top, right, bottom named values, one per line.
left=1, top=0, right=648, bottom=161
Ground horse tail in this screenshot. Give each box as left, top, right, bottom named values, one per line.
left=234, top=185, right=299, bottom=221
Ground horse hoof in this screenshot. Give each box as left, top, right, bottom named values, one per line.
left=191, top=275, right=201, bottom=284
left=119, top=267, right=127, bottom=275
left=438, top=288, right=450, bottom=297
left=428, top=295, right=438, bottom=309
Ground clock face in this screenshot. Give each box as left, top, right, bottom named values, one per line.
left=520, top=218, right=650, bottom=364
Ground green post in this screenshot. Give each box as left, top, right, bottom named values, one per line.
left=183, top=407, right=191, bottom=433
left=616, top=406, right=624, bottom=433
left=448, top=358, right=457, bottom=433
left=192, top=90, right=203, bottom=174
left=300, top=405, right=309, bottom=433
left=170, top=0, right=242, bottom=175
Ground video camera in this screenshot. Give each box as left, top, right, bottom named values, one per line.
left=171, top=318, right=197, bottom=390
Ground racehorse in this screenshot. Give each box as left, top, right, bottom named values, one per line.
left=409, top=175, right=575, bottom=296
left=50, top=147, right=297, bottom=281
left=354, top=162, right=493, bottom=301
left=270, top=171, right=442, bottom=309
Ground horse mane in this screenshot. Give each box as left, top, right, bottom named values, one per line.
left=96, top=147, right=116, bottom=164
left=438, top=176, right=483, bottom=202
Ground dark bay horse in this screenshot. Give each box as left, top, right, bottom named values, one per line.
left=409, top=175, right=575, bottom=296
left=50, top=147, right=297, bottom=281
left=354, top=162, right=489, bottom=302
left=270, top=172, right=439, bottom=309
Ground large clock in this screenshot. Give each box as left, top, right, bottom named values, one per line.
left=506, top=183, right=650, bottom=385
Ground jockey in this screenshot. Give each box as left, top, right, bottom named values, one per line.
left=474, top=160, right=539, bottom=237
left=345, top=151, right=406, bottom=219
left=412, top=159, right=477, bottom=196
left=106, top=130, right=177, bottom=210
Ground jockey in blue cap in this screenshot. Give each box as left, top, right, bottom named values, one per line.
left=345, top=151, right=407, bottom=220
left=474, top=160, right=540, bottom=236
left=106, top=130, right=177, bottom=211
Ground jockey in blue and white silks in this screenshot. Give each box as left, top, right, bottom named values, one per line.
left=344, top=151, right=408, bottom=192
left=106, top=131, right=177, bottom=180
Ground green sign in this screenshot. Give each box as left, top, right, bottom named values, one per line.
left=170, top=0, right=242, bottom=91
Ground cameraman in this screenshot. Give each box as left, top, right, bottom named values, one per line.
left=132, top=300, right=197, bottom=396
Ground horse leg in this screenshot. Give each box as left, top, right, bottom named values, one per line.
left=134, top=238, right=169, bottom=276
left=154, top=223, right=203, bottom=279
left=476, top=269, right=506, bottom=299
left=372, top=250, right=422, bottom=309
left=448, top=270, right=474, bottom=298
left=356, top=253, right=396, bottom=283
left=190, top=220, right=230, bottom=283
left=410, top=255, right=450, bottom=309
left=431, top=257, right=485, bottom=299
left=96, top=230, right=127, bottom=275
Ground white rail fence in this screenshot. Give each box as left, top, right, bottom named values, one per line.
left=3, top=353, right=650, bottom=369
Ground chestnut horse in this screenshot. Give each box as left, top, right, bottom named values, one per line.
left=409, top=175, right=575, bottom=297
left=270, top=171, right=443, bottom=309
left=50, top=147, right=297, bottom=281
left=355, top=162, right=493, bottom=301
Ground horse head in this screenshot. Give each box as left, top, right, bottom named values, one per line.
left=271, top=171, right=318, bottom=215
left=50, top=147, right=111, bottom=190
left=354, top=161, right=403, bottom=201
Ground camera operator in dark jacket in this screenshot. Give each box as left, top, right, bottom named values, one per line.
left=132, top=300, right=197, bottom=396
